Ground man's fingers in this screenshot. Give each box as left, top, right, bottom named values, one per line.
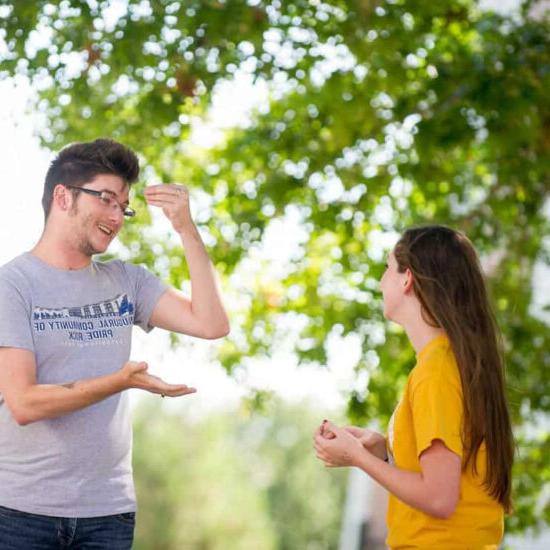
left=131, top=361, right=148, bottom=373
left=137, top=371, right=197, bottom=396
left=170, top=384, right=196, bottom=393
left=144, top=187, right=187, bottom=198
left=144, top=195, right=169, bottom=200
left=145, top=189, right=186, bottom=197
left=144, top=183, right=187, bottom=190
left=163, top=388, right=197, bottom=397
left=144, top=198, right=179, bottom=207
left=160, top=384, right=197, bottom=397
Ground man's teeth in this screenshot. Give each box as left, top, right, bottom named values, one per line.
left=98, top=224, right=113, bottom=236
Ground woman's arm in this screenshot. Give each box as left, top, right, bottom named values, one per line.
left=314, top=422, right=461, bottom=519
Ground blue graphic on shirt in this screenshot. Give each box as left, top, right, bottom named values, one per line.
left=33, top=294, right=134, bottom=320
left=32, top=294, right=135, bottom=345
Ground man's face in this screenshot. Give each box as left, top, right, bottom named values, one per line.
left=68, top=174, right=130, bottom=257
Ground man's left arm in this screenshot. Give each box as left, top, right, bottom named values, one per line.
left=144, top=184, right=230, bottom=339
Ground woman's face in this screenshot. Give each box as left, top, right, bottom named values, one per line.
left=380, top=251, right=408, bottom=322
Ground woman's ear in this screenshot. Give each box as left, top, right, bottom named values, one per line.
left=403, top=268, right=414, bottom=294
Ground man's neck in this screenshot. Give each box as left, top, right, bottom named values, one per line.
left=31, top=235, right=91, bottom=271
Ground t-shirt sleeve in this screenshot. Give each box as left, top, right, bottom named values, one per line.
left=122, top=263, right=169, bottom=333
left=0, top=275, right=34, bottom=352
left=409, top=373, right=463, bottom=460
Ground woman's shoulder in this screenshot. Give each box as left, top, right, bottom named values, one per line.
left=410, top=338, right=461, bottom=387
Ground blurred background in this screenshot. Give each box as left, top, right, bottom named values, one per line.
left=0, top=1, right=549, bottom=548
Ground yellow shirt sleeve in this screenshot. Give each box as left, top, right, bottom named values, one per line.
left=409, top=372, right=464, bottom=459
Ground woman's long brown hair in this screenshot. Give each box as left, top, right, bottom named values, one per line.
left=394, top=225, right=514, bottom=511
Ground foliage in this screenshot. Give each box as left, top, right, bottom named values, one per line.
left=1, top=0, right=549, bottom=533
left=132, top=398, right=346, bottom=549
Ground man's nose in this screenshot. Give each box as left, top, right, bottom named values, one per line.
left=108, top=202, right=125, bottom=224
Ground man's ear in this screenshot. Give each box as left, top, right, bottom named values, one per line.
left=403, top=268, right=414, bottom=294
left=53, top=184, right=69, bottom=211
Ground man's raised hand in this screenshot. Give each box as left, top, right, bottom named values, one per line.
left=144, top=184, right=193, bottom=234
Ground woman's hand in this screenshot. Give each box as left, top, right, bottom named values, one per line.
left=313, top=420, right=368, bottom=468
left=343, top=426, right=388, bottom=461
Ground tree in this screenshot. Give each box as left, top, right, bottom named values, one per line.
left=132, top=400, right=277, bottom=550
left=132, top=397, right=346, bottom=549
left=1, top=0, right=549, bottom=533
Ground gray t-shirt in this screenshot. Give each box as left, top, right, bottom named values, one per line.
left=0, top=252, right=168, bottom=517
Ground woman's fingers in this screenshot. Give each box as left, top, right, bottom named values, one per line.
left=344, top=426, right=365, bottom=438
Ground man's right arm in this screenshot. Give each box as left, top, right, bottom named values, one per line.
left=0, top=347, right=196, bottom=426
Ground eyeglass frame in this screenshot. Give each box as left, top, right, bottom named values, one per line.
left=63, top=184, right=136, bottom=218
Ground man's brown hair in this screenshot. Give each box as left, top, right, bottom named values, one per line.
left=42, top=138, right=139, bottom=220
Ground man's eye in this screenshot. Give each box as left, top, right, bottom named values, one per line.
left=100, top=193, right=116, bottom=204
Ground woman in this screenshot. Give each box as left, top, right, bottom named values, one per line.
left=314, top=225, right=514, bottom=550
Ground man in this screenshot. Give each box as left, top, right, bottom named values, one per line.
left=0, top=138, right=229, bottom=548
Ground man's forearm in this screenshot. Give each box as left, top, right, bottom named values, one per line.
left=12, top=371, right=125, bottom=426
left=178, top=224, right=229, bottom=335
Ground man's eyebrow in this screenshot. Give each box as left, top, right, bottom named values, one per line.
left=99, top=189, right=130, bottom=205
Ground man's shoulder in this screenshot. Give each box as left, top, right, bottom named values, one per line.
left=0, top=253, right=32, bottom=281
left=93, top=258, right=154, bottom=283
left=0, top=255, right=36, bottom=301
left=94, top=258, right=145, bottom=274
left=93, top=257, right=124, bottom=270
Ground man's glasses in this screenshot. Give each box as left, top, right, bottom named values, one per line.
left=64, top=185, right=136, bottom=218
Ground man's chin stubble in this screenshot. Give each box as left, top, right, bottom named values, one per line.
left=78, top=240, right=103, bottom=257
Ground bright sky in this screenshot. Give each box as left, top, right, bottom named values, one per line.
left=0, top=80, right=49, bottom=262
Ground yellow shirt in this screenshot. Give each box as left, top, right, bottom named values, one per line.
left=386, top=335, right=503, bottom=550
